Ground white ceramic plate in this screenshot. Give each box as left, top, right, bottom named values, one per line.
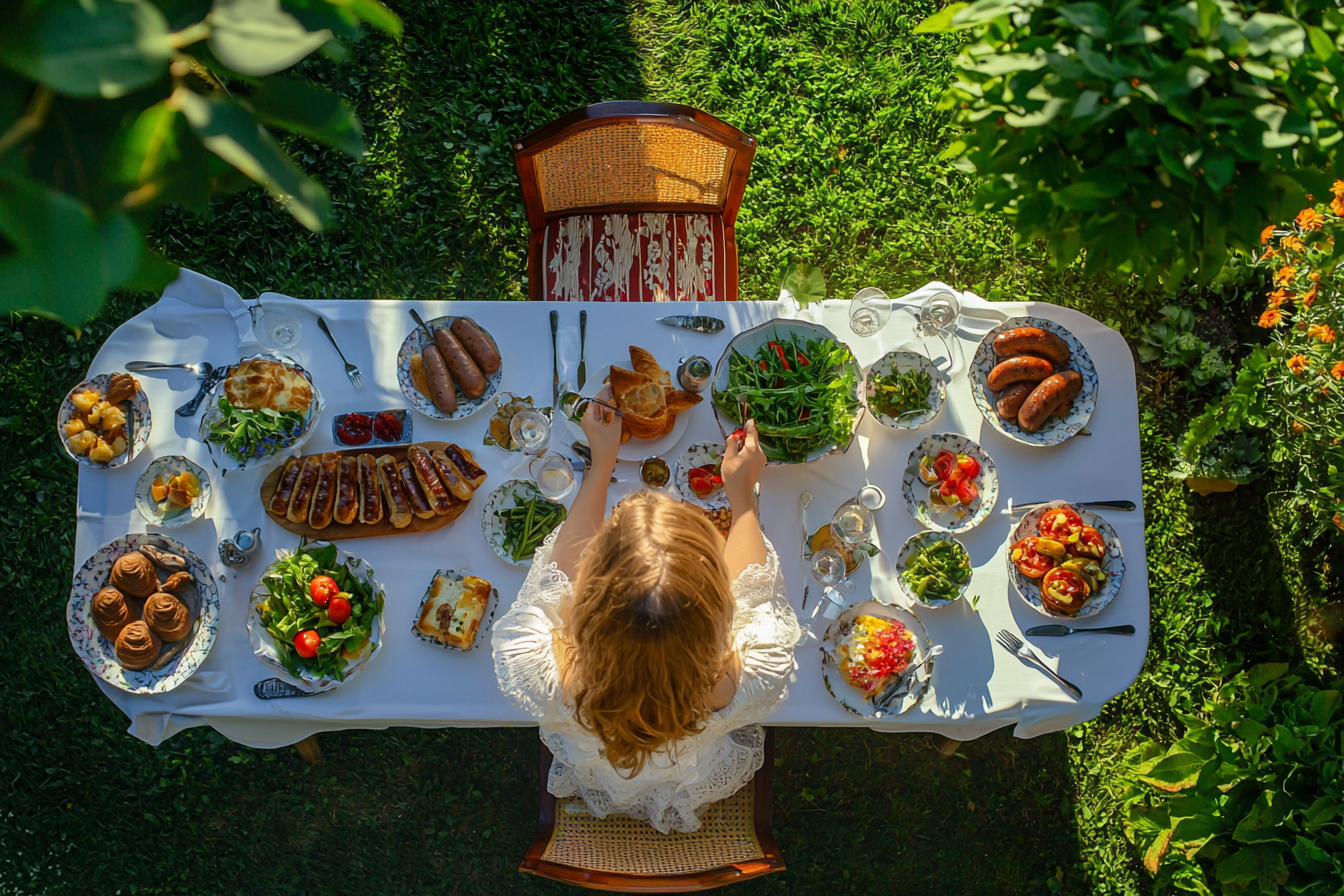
left=481, top=479, right=568, bottom=567
left=1006, top=501, right=1125, bottom=619
left=247, top=542, right=385, bottom=693
left=198, top=354, right=323, bottom=474
left=396, top=316, right=503, bottom=421
left=863, top=351, right=945, bottom=430
left=562, top=364, right=692, bottom=462
left=675, top=441, right=728, bottom=509
left=67, top=534, right=219, bottom=695
left=893, top=531, right=971, bottom=608
left=969, top=317, right=1098, bottom=446
left=134, top=456, right=212, bottom=528
left=57, top=374, right=152, bottom=469
left=900, top=433, right=999, bottom=533
left=820, top=600, right=935, bottom=718
left=410, top=569, right=500, bottom=652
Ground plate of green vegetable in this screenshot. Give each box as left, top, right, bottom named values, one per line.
left=247, top=540, right=384, bottom=693
left=711, top=320, right=863, bottom=464
left=481, top=479, right=568, bottom=566
left=894, top=531, right=972, bottom=608
left=864, top=351, right=944, bottom=430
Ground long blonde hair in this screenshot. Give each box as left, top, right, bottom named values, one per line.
left=562, top=491, right=734, bottom=776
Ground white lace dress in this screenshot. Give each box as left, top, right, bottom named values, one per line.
left=492, top=533, right=802, bottom=834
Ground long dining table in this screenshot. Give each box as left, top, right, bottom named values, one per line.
left=72, top=271, right=1147, bottom=748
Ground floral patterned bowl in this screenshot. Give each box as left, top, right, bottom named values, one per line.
left=820, top=600, right=936, bottom=718
left=900, top=432, right=998, bottom=533
left=57, top=373, right=152, bottom=470
left=134, top=455, right=212, bottom=528
left=863, top=351, right=945, bottom=430
left=397, top=316, right=503, bottom=421
left=1006, top=501, right=1125, bottom=619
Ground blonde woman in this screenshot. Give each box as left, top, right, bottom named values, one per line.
left=492, top=392, right=801, bottom=834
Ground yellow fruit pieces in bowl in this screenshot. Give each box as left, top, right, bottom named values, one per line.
left=152, top=470, right=201, bottom=510
left=64, top=375, right=138, bottom=464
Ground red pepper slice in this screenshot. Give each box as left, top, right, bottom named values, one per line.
left=767, top=341, right=792, bottom=372
left=796, top=348, right=810, bottom=366
left=932, top=450, right=956, bottom=482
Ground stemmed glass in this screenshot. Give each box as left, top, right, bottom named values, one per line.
left=831, top=498, right=875, bottom=547
left=916, top=288, right=961, bottom=337
left=848, top=287, right=891, bottom=337
left=250, top=298, right=302, bottom=350
left=529, top=453, right=574, bottom=500
left=510, top=409, right=551, bottom=455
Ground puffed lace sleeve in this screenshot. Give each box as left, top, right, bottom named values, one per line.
left=492, top=531, right=571, bottom=724
left=722, top=536, right=802, bottom=722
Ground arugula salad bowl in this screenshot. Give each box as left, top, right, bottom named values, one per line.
left=710, top=320, right=864, bottom=465
left=199, top=353, right=324, bottom=474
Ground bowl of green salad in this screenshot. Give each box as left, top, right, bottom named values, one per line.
left=864, top=351, right=945, bottom=430
left=894, top=530, right=972, bottom=608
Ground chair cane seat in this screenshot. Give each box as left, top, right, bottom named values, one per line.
left=544, top=213, right=731, bottom=302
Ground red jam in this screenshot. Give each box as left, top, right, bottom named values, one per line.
left=336, top=413, right=373, bottom=445
left=373, top=412, right=402, bottom=442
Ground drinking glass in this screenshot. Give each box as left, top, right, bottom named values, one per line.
left=810, top=548, right=848, bottom=588
left=529, top=453, right=575, bottom=500
left=831, top=499, right=875, bottom=546
left=510, top=409, right=551, bottom=455
left=255, top=307, right=302, bottom=350
left=856, top=484, right=887, bottom=511
left=848, top=287, right=891, bottom=337
left=917, top=289, right=961, bottom=336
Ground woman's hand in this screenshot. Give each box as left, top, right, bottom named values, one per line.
left=721, top=420, right=765, bottom=511
left=579, top=386, right=621, bottom=472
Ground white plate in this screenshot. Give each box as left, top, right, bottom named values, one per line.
left=562, top=363, right=692, bottom=462
left=969, top=317, right=1098, bottom=446
left=396, top=316, right=503, bottom=421
left=247, top=542, right=385, bottom=693
left=863, top=351, right=945, bottom=430
left=410, top=569, right=500, bottom=652
left=820, top=600, right=936, bottom=718
left=1006, top=501, right=1125, bottom=619
left=57, top=374, right=152, bottom=469
left=134, top=456, right=212, bottom=527
left=198, top=354, right=324, bottom=474
left=893, top=531, right=970, bottom=608
left=675, top=441, right=728, bottom=509
left=900, top=433, right=999, bottom=533
left=481, top=479, right=568, bottom=567
left=67, top=534, right=219, bottom=695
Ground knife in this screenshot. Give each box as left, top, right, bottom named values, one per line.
left=578, top=309, right=588, bottom=391
left=657, top=315, right=724, bottom=334
left=176, top=367, right=227, bottom=417
left=550, top=310, right=560, bottom=409
left=1005, top=499, right=1137, bottom=514
left=1026, top=624, right=1136, bottom=637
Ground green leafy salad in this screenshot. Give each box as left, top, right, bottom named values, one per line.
left=207, top=397, right=308, bottom=462
left=869, top=368, right=931, bottom=419
left=901, top=539, right=971, bottom=603
left=714, top=331, right=861, bottom=463
left=256, top=543, right=383, bottom=681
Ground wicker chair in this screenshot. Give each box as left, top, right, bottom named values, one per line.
left=513, top=102, right=757, bottom=302
left=520, top=729, right=785, bottom=891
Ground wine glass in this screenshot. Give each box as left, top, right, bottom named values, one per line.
left=529, top=453, right=574, bottom=500
left=254, top=306, right=302, bottom=350
left=510, top=409, right=551, bottom=455
left=810, top=548, right=848, bottom=588
left=849, top=287, right=891, bottom=337
left=831, top=499, right=875, bottom=546
left=916, top=289, right=961, bottom=336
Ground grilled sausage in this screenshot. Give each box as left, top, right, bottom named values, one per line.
left=987, top=355, right=1054, bottom=391
left=334, top=455, right=359, bottom=525
left=433, top=327, right=486, bottom=399
left=1018, top=370, right=1084, bottom=432
left=428, top=448, right=473, bottom=501
left=995, top=382, right=1035, bottom=420
left=421, top=345, right=457, bottom=414
left=441, top=444, right=487, bottom=488
left=992, top=327, right=1071, bottom=364
left=376, top=455, right=412, bottom=529
left=397, top=459, right=435, bottom=520
left=308, top=453, right=339, bottom=530
left=269, top=457, right=302, bottom=516
left=450, top=318, right=500, bottom=374
left=406, top=445, right=455, bottom=515
left=287, top=455, right=321, bottom=524
left=357, top=453, right=383, bottom=525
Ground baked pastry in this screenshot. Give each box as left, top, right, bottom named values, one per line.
left=110, top=551, right=158, bottom=598
left=608, top=346, right=701, bottom=443
left=161, top=571, right=194, bottom=593
left=92, top=586, right=133, bottom=641
left=223, top=359, right=313, bottom=413
left=416, top=574, right=491, bottom=649
left=103, top=371, right=139, bottom=405
left=114, top=621, right=161, bottom=670
left=144, top=591, right=191, bottom=641
left=139, top=545, right=186, bottom=572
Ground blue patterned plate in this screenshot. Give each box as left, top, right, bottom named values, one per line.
left=397, top=316, right=503, bottom=421
left=863, top=351, right=945, bottom=430
left=134, top=455, right=212, bottom=528
left=198, top=354, right=324, bottom=474
left=57, top=374, right=152, bottom=469
left=969, top=317, right=1098, bottom=446
left=820, top=600, right=935, bottom=718
left=900, top=432, right=998, bottom=533
left=1006, top=501, right=1125, bottom=619
left=893, top=530, right=971, bottom=608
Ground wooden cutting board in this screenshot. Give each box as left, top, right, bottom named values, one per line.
left=259, top=441, right=479, bottom=539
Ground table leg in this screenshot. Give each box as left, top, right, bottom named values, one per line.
left=938, top=736, right=962, bottom=758
left=293, top=735, right=323, bottom=764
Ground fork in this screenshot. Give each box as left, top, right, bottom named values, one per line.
left=994, top=630, right=1082, bottom=699
left=316, top=316, right=363, bottom=390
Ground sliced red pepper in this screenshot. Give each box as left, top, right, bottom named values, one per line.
left=767, top=341, right=792, bottom=372
left=799, top=407, right=811, bottom=421
left=796, top=348, right=810, bottom=366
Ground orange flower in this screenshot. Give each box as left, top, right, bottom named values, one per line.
left=1268, top=288, right=1293, bottom=308
left=1259, top=308, right=1285, bottom=327
left=1288, top=354, right=1309, bottom=374
left=1311, top=271, right=1321, bottom=281
left=1261, top=224, right=1277, bottom=244
left=1275, top=265, right=1297, bottom=285
left=1309, top=324, right=1337, bottom=343
left=1297, top=208, right=1326, bottom=230
left=1333, top=195, right=1344, bottom=217
left=1281, top=234, right=1305, bottom=253
left=1293, top=420, right=1308, bottom=432
left=1334, top=180, right=1344, bottom=196
left=1304, top=283, right=1318, bottom=307
left=1335, top=512, right=1344, bottom=532
left=1333, top=361, right=1344, bottom=379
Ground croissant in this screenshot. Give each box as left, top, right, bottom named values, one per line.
left=110, top=551, right=158, bottom=598
left=114, top=622, right=161, bottom=670
left=92, top=587, right=133, bottom=641
left=143, top=592, right=191, bottom=642
left=139, top=545, right=187, bottom=572
left=161, top=571, right=194, bottom=593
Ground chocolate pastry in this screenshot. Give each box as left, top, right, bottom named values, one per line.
left=104, top=372, right=139, bottom=405
left=92, top=586, right=133, bottom=641
left=114, top=621, right=161, bottom=670
left=161, top=571, right=194, bottom=593
left=143, top=592, right=191, bottom=641
left=139, top=545, right=186, bottom=572
left=110, top=551, right=158, bottom=598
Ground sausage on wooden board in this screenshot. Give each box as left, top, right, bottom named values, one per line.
left=269, top=457, right=302, bottom=516
left=308, top=453, right=339, bottom=529
left=428, top=448, right=473, bottom=501
left=376, top=455, right=412, bottom=529
left=406, top=445, right=455, bottom=515
left=334, top=455, right=359, bottom=525
left=357, top=453, right=383, bottom=525
left=287, top=455, right=321, bottom=524
left=397, top=459, right=436, bottom=520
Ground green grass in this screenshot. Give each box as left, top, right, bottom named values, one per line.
left=1, top=1, right=1339, bottom=893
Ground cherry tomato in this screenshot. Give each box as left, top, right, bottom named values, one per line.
left=955, top=476, right=979, bottom=505
left=293, top=630, right=321, bottom=658
left=1010, top=538, right=1056, bottom=578
left=956, top=453, right=981, bottom=479
left=932, top=450, right=957, bottom=482
left=1042, top=567, right=1089, bottom=613
left=729, top=428, right=746, bottom=449
left=1039, top=506, right=1085, bottom=543
left=327, top=596, right=352, bottom=625
left=688, top=469, right=714, bottom=497
left=1068, top=526, right=1106, bottom=559
left=939, top=478, right=959, bottom=499
left=309, top=575, right=339, bottom=607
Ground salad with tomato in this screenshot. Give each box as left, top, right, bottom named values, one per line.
left=1008, top=504, right=1109, bottom=615
left=917, top=449, right=982, bottom=507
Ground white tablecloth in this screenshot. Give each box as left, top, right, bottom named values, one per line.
left=75, top=272, right=1147, bottom=748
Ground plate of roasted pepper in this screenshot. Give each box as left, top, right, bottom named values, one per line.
left=1006, top=501, right=1125, bottom=618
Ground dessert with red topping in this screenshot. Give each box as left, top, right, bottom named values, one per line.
left=834, top=614, right=915, bottom=695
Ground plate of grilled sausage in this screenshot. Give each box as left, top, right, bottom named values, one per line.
left=968, top=318, right=1098, bottom=447
left=397, top=316, right=503, bottom=420
left=260, top=441, right=488, bottom=538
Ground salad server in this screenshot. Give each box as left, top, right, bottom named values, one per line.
left=1026, top=624, right=1135, bottom=637
left=656, top=315, right=724, bottom=334
left=1004, top=498, right=1136, bottom=515
left=176, top=367, right=227, bottom=417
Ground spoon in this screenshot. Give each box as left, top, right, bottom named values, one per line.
left=127, top=361, right=216, bottom=376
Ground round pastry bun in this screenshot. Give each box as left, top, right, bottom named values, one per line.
left=110, top=551, right=159, bottom=598
left=92, top=586, right=133, bottom=641
left=114, top=621, right=161, bottom=670
left=143, top=591, right=191, bottom=642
